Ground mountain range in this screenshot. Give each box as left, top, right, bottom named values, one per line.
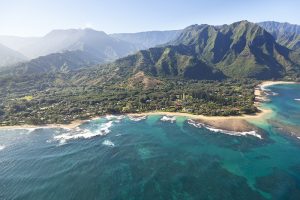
left=94, top=21, right=300, bottom=82
left=0, top=29, right=138, bottom=72
left=0, top=29, right=180, bottom=72
left=0, top=29, right=135, bottom=59
left=1, top=20, right=300, bottom=81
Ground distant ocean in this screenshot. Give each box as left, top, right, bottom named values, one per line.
left=1, top=84, right=300, bottom=200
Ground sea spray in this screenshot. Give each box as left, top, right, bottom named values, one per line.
left=160, top=116, right=176, bottom=123
left=53, top=121, right=114, bottom=144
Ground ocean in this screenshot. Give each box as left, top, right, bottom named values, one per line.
left=1, top=84, right=300, bottom=200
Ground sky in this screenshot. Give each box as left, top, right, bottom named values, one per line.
left=0, top=0, right=300, bottom=37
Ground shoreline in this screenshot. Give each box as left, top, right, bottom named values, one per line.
left=258, top=80, right=297, bottom=88
left=0, top=81, right=297, bottom=132
left=127, top=109, right=271, bottom=132
left=128, top=81, right=297, bottom=132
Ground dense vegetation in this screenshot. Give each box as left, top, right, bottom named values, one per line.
left=0, top=74, right=258, bottom=125
left=1, top=21, right=300, bottom=126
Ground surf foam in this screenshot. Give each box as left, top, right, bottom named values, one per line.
left=187, top=119, right=262, bottom=139
left=102, top=140, right=115, bottom=147
left=105, top=115, right=125, bottom=121
left=128, top=115, right=147, bottom=121
left=205, top=126, right=262, bottom=139
left=53, top=121, right=114, bottom=144
left=161, top=116, right=176, bottom=123
left=187, top=119, right=203, bottom=128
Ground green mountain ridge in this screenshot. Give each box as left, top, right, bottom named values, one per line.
left=2, top=21, right=300, bottom=82
left=3, top=21, right=300, bottom=81
left=0, top=50, right=106, bottom=76
left=101, top=21, right=300, bottom=81
left=0, top=29, right=182, bottom=75
left=259, top=21, right=300, bottom=51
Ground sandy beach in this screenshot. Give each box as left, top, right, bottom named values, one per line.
left=0, top=81, right=297, bottom=132
left=128, top=110, right=271, bottom=132
left=129, top=81, right=298, bottom=132
left=258, top=81, right=298, bottom=88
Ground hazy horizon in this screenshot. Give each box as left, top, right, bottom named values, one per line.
left=1, top=20, right=299, bottom=38
left=1, top=0, right=300, bottom=37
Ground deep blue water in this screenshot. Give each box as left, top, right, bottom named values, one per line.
left=1, top=84, right=300, bottom=200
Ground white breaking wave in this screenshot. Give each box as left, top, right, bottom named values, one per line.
left=0, top=145, right=6, bottom=151
left=187, top=119, right=203, bottom=128
left=260, top=86, right=271, bottom=92
left=205, top=126, right=262, bottom=139
left=260, top=86, right=278, bottom=96
left=128, top=115, right=147, bottom=121
left=105, top=115, right=125, bottom=121
left=53, top=121, right=114, bottom=144
left=295, top=99, right=300, bottom=101
left=99, top=121, right=113, bottom=135
left=102, top=140, right=115, bottom=147
left=160, top=116, right=176, bottom=123
left=187, top=119, right=262, bottom=139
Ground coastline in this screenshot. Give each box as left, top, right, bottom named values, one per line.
left=258, top=80, right=297, bottom=88
left=0, top=81, right=297, bottom=132
left=127, top=110, right=271, bottom=132
left=131, top=81, right=296, bottom=132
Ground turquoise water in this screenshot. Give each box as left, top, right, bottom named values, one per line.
left=1, top=84, right=300, bottom=199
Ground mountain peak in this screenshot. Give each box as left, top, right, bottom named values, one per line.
left=173, top=20, right=273, bottom=46
left=17, top=28, right=128, bottom=59
left=232, top=20, right=251, bottom=24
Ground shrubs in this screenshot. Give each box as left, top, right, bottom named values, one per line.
left=0, top=79, right=258, bottom=125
